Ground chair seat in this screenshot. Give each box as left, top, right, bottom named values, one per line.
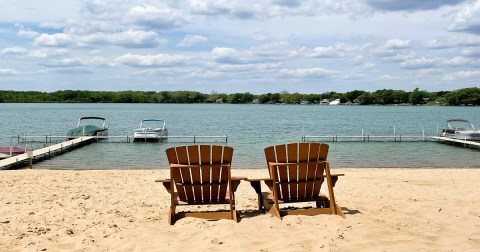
left=262, top=192, right=329, bottom=204
left=174, top=191, right=234, bottom=205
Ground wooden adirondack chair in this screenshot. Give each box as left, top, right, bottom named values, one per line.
left=248, top=142, right=345, bottom=218
left=156, top=144, right=242, bottom=225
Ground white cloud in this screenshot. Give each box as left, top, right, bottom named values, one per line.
left=373, top=39, right=412, bottom=57
left=34, top=33, right=77, bottom=47
left=17, top=29, right=40, bottom=38
left=461, top=47, right=480, bottom=57
left=125, top=5, right=187, bottom=29
left=443, top=70, right=480, bottom=80
left=448, top=1, right=480, bottom=34
left=385, top=39, right=411, bottom=49
left=279, top=67, right=338, bottom=78
left=378, top=74, right=396, bottom=80
left=28, top=48, right=69, bottom=58
left=308, top=46, right=345, bottom=58
left=1, top=47, right=28, bottom=56
left=400, top=56, right=440, bottom=69
left=115, top=53, right=190, bottom=67
left=177, top=35, right=208, bottom=47
left=83, top=30, right=163, bottom=48
left=41, top=58, right=84, bottom=67
left=0, top=68, right=19, bottom=75
left=212, top=47, right=244, bottom=64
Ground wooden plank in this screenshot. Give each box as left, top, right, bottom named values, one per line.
left=0, top=137, right=95, bottom=168
left=275, top=144, right=288, bottom=200
left=200, top=145, right=211, bottom=202
left=319, top=143, right=329, bottom=161
left=187, top=145, right=202, bottom=202
left=174, top=146, right=192, bottom=202
left=287, top=143, right=298, bottom=200
left=210, top=146, right=222, bottom=201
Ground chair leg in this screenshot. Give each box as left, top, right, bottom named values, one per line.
left=232, top=210, right=238, bottom=222
left=168, top=206, right=176, bottom=225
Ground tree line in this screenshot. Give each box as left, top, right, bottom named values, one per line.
left=0, top=87, right=479, bottom=105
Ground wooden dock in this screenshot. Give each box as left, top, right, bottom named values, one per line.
left=0, top=137, right=95, bottom=169
left=16, top=134, right=228, bottom=143
left=432, top=136, right=480, bottom=148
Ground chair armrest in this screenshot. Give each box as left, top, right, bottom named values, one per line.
left=328, top=173, right=344, bottom=177
left=155, top=178, right=172, bottom=192
left=245, top=177, right=271, bottom=182
left=231, top=176, right=247, bottom=181
left=324, top=173, right=344, bottom=187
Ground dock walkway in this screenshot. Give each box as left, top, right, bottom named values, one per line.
left=432, top=136, right=480, bottom=148
left=0, top=137, right=95, bottom=169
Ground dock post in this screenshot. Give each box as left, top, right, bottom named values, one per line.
left=27, top=144, right=33, bottom=169
left=225, top=134, right=228, bottom=143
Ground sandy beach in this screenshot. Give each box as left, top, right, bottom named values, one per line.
left=1, top=168, right=479, bottom=251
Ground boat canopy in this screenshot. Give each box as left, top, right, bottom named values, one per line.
left=67, top=125, right=106, bottom=137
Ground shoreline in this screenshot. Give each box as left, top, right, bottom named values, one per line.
left=1, top=168, right=479, bottom=251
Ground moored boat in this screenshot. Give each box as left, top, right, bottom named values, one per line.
left=133, top=119, right=168, bottom=142
left=0, top=146, right=25, bottom=159
left=441, top=119, right=480, bottom=141
left=67, top=117, right=108, bottom=139
left=329, top=99, right=340, bottom=105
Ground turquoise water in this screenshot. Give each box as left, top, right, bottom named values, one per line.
left=1, top=103, right=480, bottom=169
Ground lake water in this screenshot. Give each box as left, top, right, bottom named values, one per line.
left=1, top=103, right=480, bottom=169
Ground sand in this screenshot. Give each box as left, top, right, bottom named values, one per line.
left=1, top=168, right=479, bottom=251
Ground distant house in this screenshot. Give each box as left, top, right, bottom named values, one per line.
left=215, top=98, right=224, bottom=103
left=300, top=100, right=310, bottom=105
left=252, top=99, right=260, bottom=104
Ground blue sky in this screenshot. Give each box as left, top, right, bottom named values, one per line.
left=1, top=0, right=480, bottom=94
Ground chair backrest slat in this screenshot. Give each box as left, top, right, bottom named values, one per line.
left=200, top=145, right=211, bottom=202
left=167, top=145, right=233, bottom=203
left=265, top=142, right=329, bottom=201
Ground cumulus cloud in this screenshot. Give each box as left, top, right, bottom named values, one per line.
left=365, top=0, right=466, bottom=11
left=443, top=70, right=480, bottom=80
left=308, top=46, right=345, bottom=58
left=40, top=58, right=84, bottom=68
left=461, top=47, right=480, bottom=57
left=177, top=34, right=208, bottom=47
left=279, top=67, right=338, bottom=78
left=125, top=5, right=187, bottom=29
left=378, top=74, right=397, bottom=80
left=384, top=39, right=411, bottom=49
left=115, top=53, right=190, bottom=67
left=212, top=47, right=244, bottom=64
left=449, top=1, right=480, bottom=34
left=0, top=68, right=19, bottom=75
left=33, top=29, right=163, bottom=48
left=17, top=29, right=40, bottom=38
left=373, top=39, right=412, bottom=57
left=1, top=47, right=28, bottom=56
left=83, top=30, right=163, bottom=48
left=400, top=56, right=440, bottom=69
left=34, top=33, right=77, bottom=47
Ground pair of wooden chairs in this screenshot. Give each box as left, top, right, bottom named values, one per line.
left=156, top=143, right=345, bottom=225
